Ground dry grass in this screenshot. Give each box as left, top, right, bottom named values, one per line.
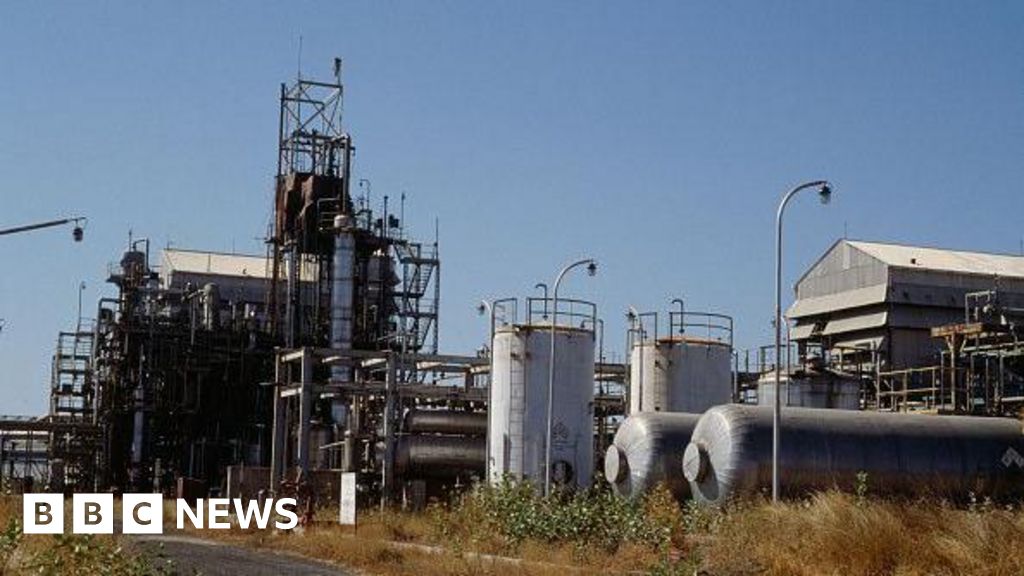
left=8, top=489, right=1024, bottom=575
left=700, top=491, right=1024, bottom=576
left=206, top=489, right=1024, bottom=576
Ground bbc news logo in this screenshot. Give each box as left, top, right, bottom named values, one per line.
left=23, top=494, right=299, bottom=534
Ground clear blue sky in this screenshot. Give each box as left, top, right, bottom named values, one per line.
left=2, top=2, right=1023, bottom=414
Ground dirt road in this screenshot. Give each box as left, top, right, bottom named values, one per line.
left=133, top=534, right=352, bottom=575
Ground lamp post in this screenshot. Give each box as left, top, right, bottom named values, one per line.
left=626, top=306, right=644, bottom=414
left=545, top=258, right=597, bottom=496
left=477, top=300, right=495, bottom=354
left=0, top=217, right=86, bottom=241
left=773, top=180, right=832, bottom=502
left=77, top=281, right=87, bottom=332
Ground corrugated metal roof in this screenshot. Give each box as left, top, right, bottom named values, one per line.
left=822, top=311, right=888, bottom=335
left=162, top=249, right=270, bottom=280
left=787, top=284, right=889, bottom=319
left=790, top=323, right=817, bottom=340
left=830, top=335, right=885, bottom=351
left=161, top=249, right=319, bottom=282
left=848, top=240, right=1024, bottom=278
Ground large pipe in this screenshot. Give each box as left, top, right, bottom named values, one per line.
left=604, top=412, right=700, bottom=501
left=330, top=215, right=355, bottom=384
left=683, top=405, right=1024, bottom=506
left=201, top=283, right=220, bottom=330
left=403, top=409, right=487, bottom=437
left=394, top=435, right=486, bottom=479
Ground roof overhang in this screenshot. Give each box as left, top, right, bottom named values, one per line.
left=787, top=284, right=889, bottom=319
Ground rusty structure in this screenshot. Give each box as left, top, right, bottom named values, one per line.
left=25, top=63, right=627, bottom=504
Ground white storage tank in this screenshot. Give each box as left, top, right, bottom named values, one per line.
left=756, top=371, right=861, bottom=410
left=489, top=323, right=595, bottom=489
left=629, top=336, right=732, bottom=414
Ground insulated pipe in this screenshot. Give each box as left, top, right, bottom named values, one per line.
left=394, top=435, right=486, bottom=479
left=684, top=404, right=1024, bottom=506
left=403, top=409, right=487, bottom=436
left=331, top=215, right=355, bottom=383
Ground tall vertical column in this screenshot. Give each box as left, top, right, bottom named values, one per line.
left=270, top=354, right=287, bottom=492
left=380, top=353, right=397, bottom=510
left=297, top=348, right=314, bottom=475
left=331, top=215, right=355, bottom=383
left=285, top=243, right=300, bottom=348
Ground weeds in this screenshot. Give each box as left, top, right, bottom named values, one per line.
left=436, top=477, right=682, bottom=554
left=0, top=496, right=164, bottom=576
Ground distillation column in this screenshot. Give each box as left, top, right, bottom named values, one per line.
left=331, top=215, right=356, bottom=470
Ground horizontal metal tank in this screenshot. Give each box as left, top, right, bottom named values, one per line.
left=403, top=409, right=487, bottom=436
left=489, top=324, right=595, bottom=489
left=394, top=436, right=485, bottom=480
left=630, top=336, right=731, bottom=414
left=683, top=405, right=1024, bottom=505
left=604, top=412, right=700, bottom=501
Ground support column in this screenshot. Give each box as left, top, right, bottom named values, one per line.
left=380, top=353, right=397, bottom=511
left=297, top=347, right=314, bottom=475
left=269, top=355, right=287, bottom=492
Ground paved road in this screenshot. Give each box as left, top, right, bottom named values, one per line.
left=133, top=535, right=352, bottom=576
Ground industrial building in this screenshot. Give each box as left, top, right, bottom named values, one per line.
left=2, top=63, right=629, bottom=508
left=786, top=239, right=1024, bottom=414
left=5, top=63, right=1024, bottom=511
left=789, top=239, right=1024, bottom=369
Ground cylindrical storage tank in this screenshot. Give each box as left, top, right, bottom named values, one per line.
left=201, top=283, right=220, bottom=330
left=629, top=337, right=731, bottom=414
left=404, top=409, right=487, bottom=436
left=683, top=405, right=1024, bottom=505
left=489, top=325, right=595, bottom=489
left=605, top=412, right=700, bottom=501
left=395, top=435, right=486, bottom=480
left=756, top=373, right=860, bottom=410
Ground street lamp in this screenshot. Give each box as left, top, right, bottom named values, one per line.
left=77, top=281, right=87, bottom=331
left=477, top=300, right=495, bottom=355
left=773, top=180, right=832, bottom=502
left=545, top=258, right=597, bottom=496
left=0, top=216, right=87, bottom=242
left=626, top=306, right=645, bottom=414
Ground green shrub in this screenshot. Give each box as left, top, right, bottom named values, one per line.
left=435, top=476, right=684, bottom=553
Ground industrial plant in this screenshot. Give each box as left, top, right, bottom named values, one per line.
left=4, top=63, right=1024, bottom=513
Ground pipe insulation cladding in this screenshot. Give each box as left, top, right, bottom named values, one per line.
left=683, top=404, right=1024, bottom=506
left=403, top=409, right=487, bottom=436
left=330, top=214, right=355, bottom=384
left=604, top=412, right=700, bottom=501
left=394, top=435, right=486, bottom=479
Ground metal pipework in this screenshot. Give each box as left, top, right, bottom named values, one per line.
left=605, top=412, right=700, bottom=501
left=535, top=283, right=549, bottom=318
left=683, top=404, right=1024, bottom=506
left=331, top=215, right=355, bottom=383
left=403, top=409, right=487, bottom=436
left=394, top=435, right=486, bottom=479
left=201, top=283, right=220, bottom=330
left=773, top=180, right=832, bottom=502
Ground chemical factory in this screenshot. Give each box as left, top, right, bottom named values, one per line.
left=4, top=63, right=1024, bottom=511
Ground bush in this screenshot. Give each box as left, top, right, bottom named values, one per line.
left=434, top=476, right=684, bottom=553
